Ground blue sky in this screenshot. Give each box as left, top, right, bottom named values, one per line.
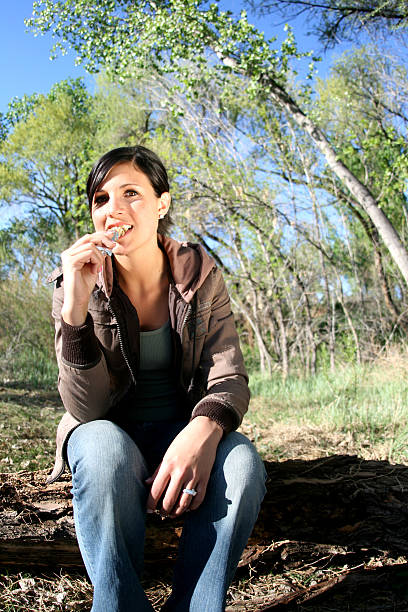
left=0, top=0, right=351, bottom=116
left=0, top=0, right=90, bottom=113
left=0, top=1, right=350, bottom=230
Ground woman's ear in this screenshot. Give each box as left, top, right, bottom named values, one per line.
left=158, top=193, right=171, bottom=219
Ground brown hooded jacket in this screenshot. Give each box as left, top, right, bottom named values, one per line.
left=47, top=235, right=249, bottom=483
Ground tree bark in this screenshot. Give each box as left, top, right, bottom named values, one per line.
left=336, top=277, right=362, bottom=364
left=2, top=455, right=408, bottom=569
left=261, top=74, right=408, bottom=286
left=274, top=301, right=289, bottom=379
left=230, top=295, right=273, bottom=374
left=219, top=52, right=408, bottom=287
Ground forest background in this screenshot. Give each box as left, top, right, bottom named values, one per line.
left=1, top=1, right=408, bottom=609
left=1, top=0, right=408, bottom=383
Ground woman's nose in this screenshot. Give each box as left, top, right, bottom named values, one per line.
left=107, top=194, right=124, bottom=215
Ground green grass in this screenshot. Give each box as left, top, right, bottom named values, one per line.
left=2, top=353, right=408, bottom=472
left=0, top=348, right=58, bottom=389
left=0, top=387, right=62, bottom=472
left=247, top=356, right=408, bottom=465
left=2, top=355, right=408, bottom=611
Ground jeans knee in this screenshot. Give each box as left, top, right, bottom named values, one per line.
left=220, top=433, right=266, bottom=501
left=68, top=420, right=148, bottom=489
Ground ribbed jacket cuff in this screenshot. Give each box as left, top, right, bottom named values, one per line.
left=191, top=399, right=239, bottom=434
left=60, top=313, right=101, bottom=367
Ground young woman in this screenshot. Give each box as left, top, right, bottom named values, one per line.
left=48, top=146, right=266, bottom=612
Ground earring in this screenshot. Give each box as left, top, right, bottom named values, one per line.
left=159, top=213, right=166, bottom=219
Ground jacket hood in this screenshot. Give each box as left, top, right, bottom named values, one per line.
left=48, top=235, right=215, bottom=305
left=96, top=234, right=215, bottom=303
left=159, top=235, right=215, bottom=303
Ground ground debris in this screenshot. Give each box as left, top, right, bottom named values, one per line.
left=2, top=455, right=408, bottom=609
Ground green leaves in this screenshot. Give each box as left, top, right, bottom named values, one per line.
left=26, top=0, right=310, bottom=94
left=0, top=78, right=97, bottom=240
left=316, top=46, right=408, bottom=228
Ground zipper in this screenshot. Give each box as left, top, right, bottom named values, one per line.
left=108, top=300, right=138, bottom=386
left=179, top=302, right=192, bottom=335
left=179, top=295, right=198, bottom=391
left=108, top=287, right=196, bottom=391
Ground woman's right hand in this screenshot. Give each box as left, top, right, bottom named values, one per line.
left=60, top=232, right=116, bottom=326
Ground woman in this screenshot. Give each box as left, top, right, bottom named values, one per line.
left=48, top=145, right=266, bottom=612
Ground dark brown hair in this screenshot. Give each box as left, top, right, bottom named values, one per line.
left=87, top=145, right=173, bottom=235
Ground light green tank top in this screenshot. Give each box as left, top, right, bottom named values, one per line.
left=131, top=320, right=182, bottom=421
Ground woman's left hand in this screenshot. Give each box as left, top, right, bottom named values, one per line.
left=146, top=416, right=223, bottom=517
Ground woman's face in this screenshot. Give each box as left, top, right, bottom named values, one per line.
left=91, top=161, right=170, bottom=256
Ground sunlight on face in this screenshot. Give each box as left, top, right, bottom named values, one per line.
left=92, top=162, right=169, bottom=255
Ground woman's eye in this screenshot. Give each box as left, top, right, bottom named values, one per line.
left=125, top=189, right=139, bottom=197
left=94, top=194, right=108, bottom=206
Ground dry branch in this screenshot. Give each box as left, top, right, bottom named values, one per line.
left=2, top=454, right=408, bottom=571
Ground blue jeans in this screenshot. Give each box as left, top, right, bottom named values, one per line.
left=67, top=419, right=266, bottom=612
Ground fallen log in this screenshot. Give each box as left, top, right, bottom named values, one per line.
left=2, top=454, right=408, bottom=571
left=227, top=562, right=408, bottom=611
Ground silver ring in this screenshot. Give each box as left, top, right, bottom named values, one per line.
left=182, top=488, right=197, bottom=496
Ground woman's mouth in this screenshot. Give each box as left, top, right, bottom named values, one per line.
left=110, top=224, right=133, bottom=241
left=97, top=225, right=133, bottom=257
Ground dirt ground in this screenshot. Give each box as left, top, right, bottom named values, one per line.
left=2, top=386, right=408, bottom=610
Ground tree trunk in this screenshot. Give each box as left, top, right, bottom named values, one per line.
left=336, top=278, right=362, bottom=364
left=230, top=295, right=273, bottom=374
left=2, top=454, right=408, bottom=569
left=254, top=229, right=289, bottom=377
left=329, top=291, right=336, bottom=371
left=262, top=74, right=408, bottom=287
left=219, top=53, right=408, bottom=287
left=274, top=302, right=289, bottom=379
left=339, top=192, right=403, bottom=328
